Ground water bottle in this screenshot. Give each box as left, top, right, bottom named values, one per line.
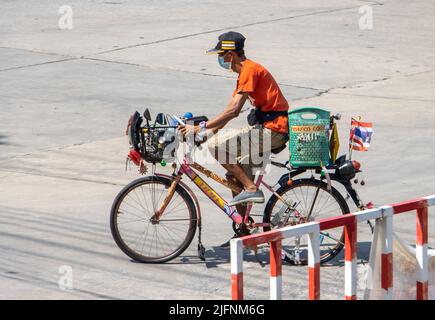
left=195, top=128, right=207, bottom=142
left=162, top=127, right=176, bottom=161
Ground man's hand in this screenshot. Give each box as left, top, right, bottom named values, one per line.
left=178, top=124, right=200, bottom=137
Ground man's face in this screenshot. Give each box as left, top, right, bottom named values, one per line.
left=219, top=51, right=233, bottom=63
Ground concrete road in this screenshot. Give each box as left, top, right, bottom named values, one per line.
left=0, top=0, right=435, bottom=299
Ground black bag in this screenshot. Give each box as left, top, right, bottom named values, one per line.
left=247, top=108, right=288, bottom=126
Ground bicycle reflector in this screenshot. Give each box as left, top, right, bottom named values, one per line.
left=351, top=160, right=361, bottom=171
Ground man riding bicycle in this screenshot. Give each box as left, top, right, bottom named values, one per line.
left=180, top=31, right=289, bottom=240
left=111, top=32, right=363, bottom=262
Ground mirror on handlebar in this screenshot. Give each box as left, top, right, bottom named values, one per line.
left=155, top=113, right=167, bottom=125
left=143, top=108, right=152, bottom=121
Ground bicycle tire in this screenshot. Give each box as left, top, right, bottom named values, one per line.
left=110, top=176, right=197, bottom=263
left=263, top=178, right=350, bottom=265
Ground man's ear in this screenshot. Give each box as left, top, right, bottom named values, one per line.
left=229, top=51, right=237, bottom=70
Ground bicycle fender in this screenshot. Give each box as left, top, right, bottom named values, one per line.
left=329, top=174, right=363, bottom=208
left=277, top=171, right=362, bottom=208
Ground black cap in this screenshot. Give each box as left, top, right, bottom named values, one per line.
left=206, top=31, right=246, bottom=54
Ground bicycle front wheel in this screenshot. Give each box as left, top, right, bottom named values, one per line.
left=110, top=176, right=197, bottom=263
left=263, top=178, right=350, bottom=265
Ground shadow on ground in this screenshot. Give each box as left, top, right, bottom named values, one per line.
left=168, top=241, right=373, bottom=268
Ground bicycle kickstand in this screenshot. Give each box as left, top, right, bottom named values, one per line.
left=197, top=220, right=206, bottom=262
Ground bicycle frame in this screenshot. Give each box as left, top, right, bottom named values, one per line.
left=179, top=160, right=245, bottom=224
left=153, top=153, right=285, bottom=228
left=151, top=153, right=367, bottom=239
left=116, top=110, right=372, bottom=264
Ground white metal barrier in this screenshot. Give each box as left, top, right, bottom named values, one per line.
left=230, top=195, right=435, bottom=300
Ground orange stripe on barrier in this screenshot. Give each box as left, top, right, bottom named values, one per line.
left=270, top=241, right=282, bottom=277
left=391, top=198, right=427, bottom=214
left=231, top=273, right=243, bottom=300
left=345, top=295, right=357, bottom=300
left=308, top=263, right=320, bottom=300
left=416, top=281, right=428, bottom=300
left=344, top=216, right=357, bottom=262
left=242, top=230, right=282, bottom=247
left=416, top=207, right=428, bottom=245
left=381, top=253, right=393, bottom=290
left=319, top=214, right=355, bottom=231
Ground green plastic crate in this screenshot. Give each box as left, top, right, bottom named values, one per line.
left=288, top=107, right=330, bottom=168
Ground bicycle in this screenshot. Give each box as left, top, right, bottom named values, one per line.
left=110, top=109, right=371, bottom=265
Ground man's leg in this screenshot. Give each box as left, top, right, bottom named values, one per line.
left=222, top=162, right=264, bottom=206
left=219, top=171, right=253, bottom=248
left=222, top=163, right=256, bottom=192
left=208, top=126, right=264, bottom=206
left=225, top=173, right=246, bottom=218
left=208, top=126, right=257, bottom=192
left=207, top=126, right=267, bottom=247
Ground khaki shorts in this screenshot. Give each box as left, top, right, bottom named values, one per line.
left=207, top=124, right=287, bottom=180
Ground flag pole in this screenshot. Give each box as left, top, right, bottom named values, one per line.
left=349, top=117, right=354, bottom=160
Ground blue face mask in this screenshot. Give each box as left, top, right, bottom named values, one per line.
left=218, top=54, right=231, bottom=70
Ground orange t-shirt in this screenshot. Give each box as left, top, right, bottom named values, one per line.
left=232, top=59, right=289, bottom=134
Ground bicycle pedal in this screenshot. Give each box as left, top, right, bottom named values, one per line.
left=250, top=227, right=260, bottom=234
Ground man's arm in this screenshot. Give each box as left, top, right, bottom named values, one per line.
left=205, top=92, right=248, bottom=131
left=179, top=92, right=249, bottom=136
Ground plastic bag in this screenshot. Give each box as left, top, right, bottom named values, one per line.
left=364, top=224, right=435, bottom=299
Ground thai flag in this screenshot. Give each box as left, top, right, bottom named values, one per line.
left=350, top=119, right=373, bottom=151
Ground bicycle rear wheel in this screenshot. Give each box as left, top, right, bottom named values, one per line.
left=110, top=176, right=197, bottom=263
left=263, top=178, right=350, bottom=265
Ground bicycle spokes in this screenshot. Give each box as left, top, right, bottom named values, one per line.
left=267, top=180, right=349, bottom=265
left=113, top=178, right=196, bottom=262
